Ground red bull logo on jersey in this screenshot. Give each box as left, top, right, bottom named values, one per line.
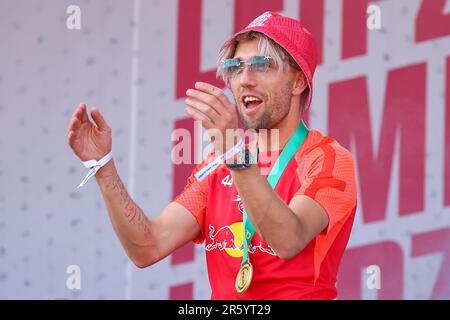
left=205, top=222, right=276, bottom=258
left=232, top=194, right=245, bottom=214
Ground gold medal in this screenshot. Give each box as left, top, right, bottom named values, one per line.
left=235, top=261, right=253, bottom=294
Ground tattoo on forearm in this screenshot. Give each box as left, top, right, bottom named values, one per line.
left=111, top=175, right=152, bottom=239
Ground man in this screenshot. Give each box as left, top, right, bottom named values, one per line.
left=68, top=12, right=357, bottom=299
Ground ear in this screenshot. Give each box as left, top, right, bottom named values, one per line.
left=292, top=72, right=307, bottom=96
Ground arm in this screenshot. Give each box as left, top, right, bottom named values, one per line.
left=230, top=165, right=328, bottom=260
left=95, top=161, right=200, bottom=268
left=68, top=103, right=200, bottom=268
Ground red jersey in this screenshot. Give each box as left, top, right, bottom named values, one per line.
left=175, top=129, right=357, bottom=299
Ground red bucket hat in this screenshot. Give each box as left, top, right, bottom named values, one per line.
left=220, top=11, right=318, bottom=112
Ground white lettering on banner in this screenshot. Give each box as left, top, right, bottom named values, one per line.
left=367, top=4, right=382, bottom=30
left=66, top=5, right=81, bottom=30
left=366, top=265, right=381, bottom=290
left=66, top=265, right=81, bottom=290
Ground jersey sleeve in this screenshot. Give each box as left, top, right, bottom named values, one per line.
left=174, top=152, right=217, bottom=244
left=294, top=139, right=357, bottom=283
left=294, top=140, right=357, bottom=236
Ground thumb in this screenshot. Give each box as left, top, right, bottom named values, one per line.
left=90, top=107, right=110, bottom=131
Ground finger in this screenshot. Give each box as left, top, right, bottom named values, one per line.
left=90, top=107, right=110, bottom=131
left=71, top=103, right=88, bottom=124
left=68, top=130, right=75, bottom=144
left=194, top=82, right=235, bottom=111
left=68, top=130, right=80, bottom=148
left=186, top=88, right=229, bottom=117
left=70, top=103, right=83, bottom=123
left=67, top=118, right=81, bottom=140
left=77, top=103, right=89, bottom=123
left=185, top=97, right=220, bottom=124
left=68, top=117, right=81, bottom=133
left=185, top=106, right=214, bottom=130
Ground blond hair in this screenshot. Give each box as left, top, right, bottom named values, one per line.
left=216, top=31, right=300, bottom=80
left=216, top=31, right=310, bottom=114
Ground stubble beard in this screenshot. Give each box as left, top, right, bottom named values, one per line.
left=235, top=80, right=294, bottom=132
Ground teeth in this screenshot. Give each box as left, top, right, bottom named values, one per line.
left=243, top=96, right=261, bottom=103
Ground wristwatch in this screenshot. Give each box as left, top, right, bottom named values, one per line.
left=226, top=146, right=253, bottom=170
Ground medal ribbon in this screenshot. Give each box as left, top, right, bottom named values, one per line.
left=240, top=120, right=310, bottom=267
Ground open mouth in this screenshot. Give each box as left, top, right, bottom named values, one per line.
left=241, top=95, right=263, bottom=112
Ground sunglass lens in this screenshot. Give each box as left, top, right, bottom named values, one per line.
left=250, top=56, right=269, bottom=72
left=223, top=59, right=241, bottom=77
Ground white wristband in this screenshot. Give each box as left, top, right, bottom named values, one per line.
left=194, top=139, right=244, bottom=181
left=77, top=151, right=113, bottom=188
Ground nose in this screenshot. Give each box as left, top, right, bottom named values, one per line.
left=239, top=66, right=257, bottom=87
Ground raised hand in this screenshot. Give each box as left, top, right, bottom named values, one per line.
left=67, top=103, right=112, bottom=162
left=185, top=82, right=239, bottom=154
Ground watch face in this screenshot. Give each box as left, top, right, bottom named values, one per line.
left=237, top=148, right=248, bottom=165
left=226, top=163, right=251, bottom=170
left=226, top=148, right=252, bottom=170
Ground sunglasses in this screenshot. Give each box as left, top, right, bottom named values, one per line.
left=222, top=55, right=274, bottom=80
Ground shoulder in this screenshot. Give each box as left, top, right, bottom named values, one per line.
left=293, top=129, right=358, bottom=222
left=296, top=130, right=354, bottom=167
left=294, top=129, right=356, bottom=180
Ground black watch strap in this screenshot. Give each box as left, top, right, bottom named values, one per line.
left=226, top=147, right=252, bottom=170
